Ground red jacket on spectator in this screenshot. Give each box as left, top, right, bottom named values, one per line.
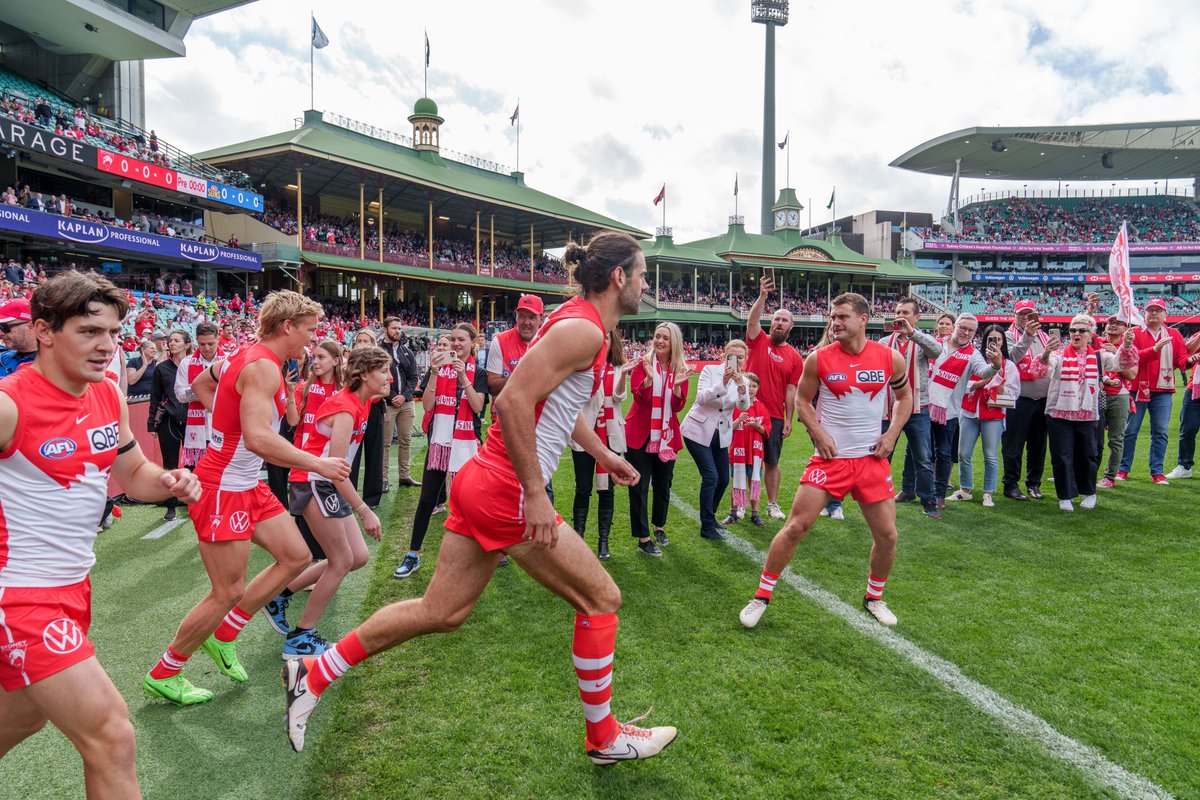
left=1132, top=325, right=1189, bottom=394
left=624, top=361, right=690, bottom=451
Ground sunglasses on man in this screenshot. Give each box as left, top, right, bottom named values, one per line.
left=0, top=320, right=29, bottom=334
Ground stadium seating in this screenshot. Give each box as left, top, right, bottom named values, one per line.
left=920, top=196, right=1200, bottom=245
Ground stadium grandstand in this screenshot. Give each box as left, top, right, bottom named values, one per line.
left=890, top=120, right=1200, bottom=330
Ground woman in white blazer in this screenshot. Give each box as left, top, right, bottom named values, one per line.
left=681, top=339, right=750, bottom=540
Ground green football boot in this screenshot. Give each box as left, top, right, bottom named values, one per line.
left=142, top=673, right=214, bottom=705
left=200, top=634, right=248, bottom=682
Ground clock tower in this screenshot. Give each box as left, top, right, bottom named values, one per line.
left=771, top=187, right=804, bottom=233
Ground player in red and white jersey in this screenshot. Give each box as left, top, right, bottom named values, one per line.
left=142, top=291, right=351, bottom=706
left=0, top=272, right=200, bottom=798
left=264, top=346, right=389, bottom=660
left=286, top=339, right=341, bottom=468
left=740, top=292, right=913, bottom=630
left=285, top=232, right=679, bottom=766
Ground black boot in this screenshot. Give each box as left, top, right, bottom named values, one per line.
left=597, top=502, right=613, bottom=561
left=572, top=494, right=589, bottom=540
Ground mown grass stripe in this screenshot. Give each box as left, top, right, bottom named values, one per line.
left=141, top=517, right=186, bottom=539
left=669, top=492, right=1175, bottom=800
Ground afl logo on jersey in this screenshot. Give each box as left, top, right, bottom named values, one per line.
left=39, top=437, right=78, bottom=459
left=827, top=372, right=848, bottom=382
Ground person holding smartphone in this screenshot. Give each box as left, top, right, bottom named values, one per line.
left=879, top=296, right=943, bottom=518
left=681, top=339, right=751, bottom=540
left=745, top=271, right=804, bottom=520
left=1004, top=300, right=1052, bottom=500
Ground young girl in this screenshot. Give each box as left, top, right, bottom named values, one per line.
left=393, top=323, right=487, bottom=579
left=725, top=372, right=768, bottom=526
left=272, top=346, right=390, bottom=659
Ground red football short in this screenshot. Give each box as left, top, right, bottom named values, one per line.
left=445, top=457, right=563, bottom=552
left=189, top=481, right=286, bottom=543
left=800, top=455, right=894, bottom=505
left=0, top=579, right=95, bottom=691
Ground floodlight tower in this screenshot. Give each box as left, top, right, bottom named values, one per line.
left=752, top=0, right=788, bottom=234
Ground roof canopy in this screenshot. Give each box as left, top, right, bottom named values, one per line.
left=890, top=121, right=1200, bottom=181
left=197, top=110, right=646, bottom=246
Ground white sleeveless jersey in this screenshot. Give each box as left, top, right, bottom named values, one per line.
left=815, top=340, right=895, bottom=459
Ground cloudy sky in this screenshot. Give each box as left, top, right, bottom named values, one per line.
left=146, top=0, right=1198, bottom=242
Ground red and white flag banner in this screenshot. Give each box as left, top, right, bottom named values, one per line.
left=1108, top=222, right=1143, bottom=326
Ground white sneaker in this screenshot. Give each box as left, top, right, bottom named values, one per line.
left=1059, top=500, right=1074, bottom=512
left=739, top=598, right=769, bottom=629
left=587, top=716, right=679, bottom=766
left=863, top=598, right=897, bottom=626
left=1165, top=466, right=1193, bottom=480
left=947, top=489, right=972, bottom=502
left=767, top=503, right=785, bottom=520
left=283, top=658, right=323, bottom=753
left=982, top=493, right=994, bottom=508
left=830, top=507, right=845, bottom=521
left=1080, top=494, right=1097, bottom=509
left=819, top=508, right=830, bottom=517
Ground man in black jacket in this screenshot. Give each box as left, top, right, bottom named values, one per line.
left=380, top=316, right=419, bottom=489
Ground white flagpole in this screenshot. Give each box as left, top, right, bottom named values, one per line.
left=310, top=11, right=314, bottom=110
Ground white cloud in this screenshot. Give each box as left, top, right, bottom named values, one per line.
left=146, top=0, right=1199, bottom=243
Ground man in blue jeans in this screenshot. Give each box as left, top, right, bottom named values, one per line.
left=1166, top=344, right=1200, bottom=478
left=1118, top=298, right=1194, bottom=483
left=879, top=297, right=942, bottom=518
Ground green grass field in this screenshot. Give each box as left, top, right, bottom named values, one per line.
left=4, top=384, right=1198, bottom=799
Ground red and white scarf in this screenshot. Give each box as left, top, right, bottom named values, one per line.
left=1191, top=357, right=1200, bottom=401
left=1152, top=327, right=1175, bottom=394
left=730, top=404, right=765, bottom=509
left=883, top=333, right=920, bottom=417
left=593, top=366, right=616, bottom=491
left=961, top=361, right=1007, bottom=422
left=1051, top=344, right=1099, bottom=421
left=1010, top=322, right=1049, bottom=382
left=646, top=359, right=677, bottom=462
left=181, top=352, right=219, bottom=466
left=928, top=344, right=974, bottom=424
left=427, top=357, right=478, bottom=474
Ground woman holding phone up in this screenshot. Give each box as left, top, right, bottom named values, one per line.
left=680, top=339, right=751, bottom=540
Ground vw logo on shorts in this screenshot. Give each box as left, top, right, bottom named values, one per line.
left=806, top=468, right=828, bottom=485
left=228, top=511, right=251, bottom=534
left=323, top=493, right=340, bottom=513
left=43, top=618, right=84, bottom=655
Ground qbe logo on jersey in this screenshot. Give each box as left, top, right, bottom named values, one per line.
left=87, top=422, right=119, bottom=454
left=43, top=618, right=84, bottom=655
left=856, top=369, right=886, bottom=384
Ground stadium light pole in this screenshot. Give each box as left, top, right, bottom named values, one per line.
left=752, top=0, right=788, bottom=234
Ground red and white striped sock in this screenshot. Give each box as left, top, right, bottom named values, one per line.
left=754, top=570, right=781, bottom=602
left=866, top=572, right=887, bottom=601
left=213, top=605, right=253, bottom=643
left=573, top=612, right=620, bottom=750
left=305, top=630, right=369, bottom=696
left=148, top=645, right=189, bottom=680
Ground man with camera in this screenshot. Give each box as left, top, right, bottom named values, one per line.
left=879, top=296, right=943, bottom=518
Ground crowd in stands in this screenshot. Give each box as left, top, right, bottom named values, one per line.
left=259, top=204, right=568, bottom=283
left=938, top=284, right=1200, bottom=317
left=920, top=197, right=1200, bottom=245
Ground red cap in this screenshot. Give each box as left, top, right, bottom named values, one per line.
left=516, top=295, right=544, bottom=315
left=0, top=298, right=31, bottom=324
left=1013, top=299, right=1036, bottom=313
left=1146, top=297, right=1168, bottom=310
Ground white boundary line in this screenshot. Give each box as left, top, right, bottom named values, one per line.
left=142, top=518, right=186, bottom=540
left=669, top=492, right=1173, bottom=800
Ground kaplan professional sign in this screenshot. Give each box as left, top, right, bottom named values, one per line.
left=923, top=239, right=1200, bottom=254
left=0, top=117, right=98, bottom=168
left=0, top=206, right=261, bottom=271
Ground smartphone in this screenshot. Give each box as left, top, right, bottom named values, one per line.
left=764, top=267, right=776, bottom=285
left=891, top=320, right=904, bottom=331
left=725, top=354, right=738, bottom=372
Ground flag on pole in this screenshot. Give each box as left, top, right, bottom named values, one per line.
left=1108, top=221, right=1143, bottom=326
left=311, top=17, right=330, bottom=49
left=777, top=132, right=788, bottom=150
left=424, top=31, right=430, bottom=67
left=734, top=175, right=739, bottom=196
left=826, top=188, right=835, bottom=209
left=509, top=102, right=520, bottom=125
left=653, top=184, right=665, bottom=206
